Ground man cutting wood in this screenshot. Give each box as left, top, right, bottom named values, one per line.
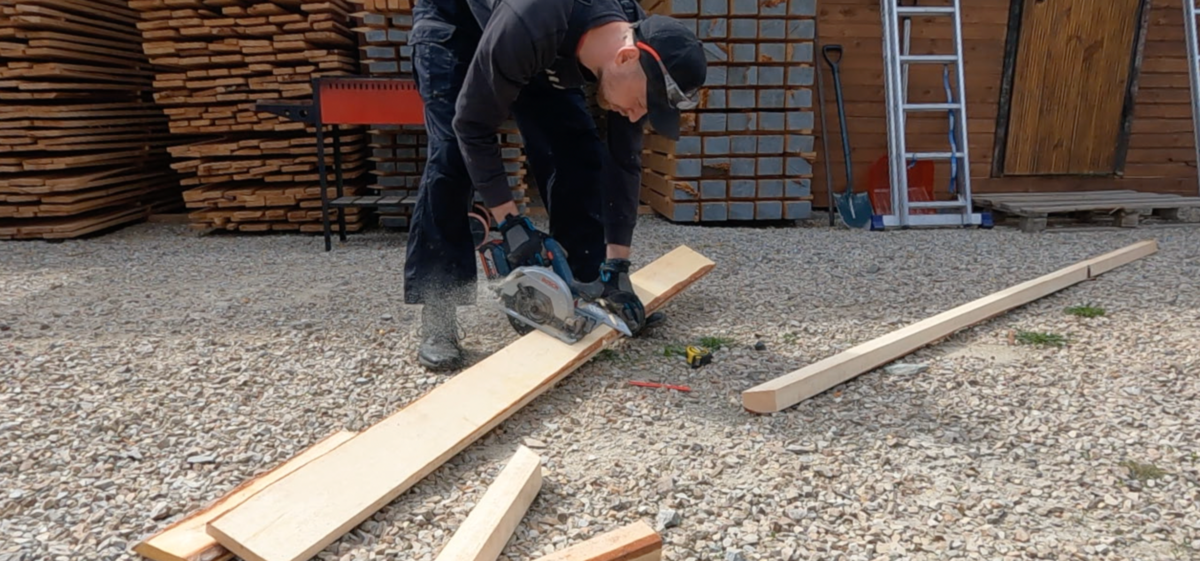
left=402, top=0, right=708, bottom=370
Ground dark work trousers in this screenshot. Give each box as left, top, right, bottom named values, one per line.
left=403, top=0, right=607, bottom=308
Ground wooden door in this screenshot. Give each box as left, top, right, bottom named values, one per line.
left=1002, top=0, right=1144, bottom=175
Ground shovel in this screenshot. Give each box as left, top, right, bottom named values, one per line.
left=822, top=45, right=873, bottom=229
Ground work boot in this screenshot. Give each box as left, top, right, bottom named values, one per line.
left=418, top=303, right=464, bottom=371
left=644, top=311, right=667, bottom=331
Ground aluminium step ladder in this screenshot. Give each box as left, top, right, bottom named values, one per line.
left=875, top=0, right=990, bottom=229
left=1185, top=0, right=1200, bottom=195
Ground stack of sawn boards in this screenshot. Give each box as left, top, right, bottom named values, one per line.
left=349, top=0, right=532, bottom=231
left=128, top=0, right=369, bottom=234
left=639, top=0, right=816, bottom=222
left=0, top=0, right=184, bottom=240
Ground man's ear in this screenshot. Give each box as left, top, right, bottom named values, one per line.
left=615, top=44, right=640, bottom=67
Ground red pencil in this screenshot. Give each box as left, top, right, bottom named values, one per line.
left=628, top=381, right=692, bottom=392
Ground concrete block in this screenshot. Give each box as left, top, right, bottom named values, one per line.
left=396, top=148, right=417, bottom=158
left=364, top=46, right=396, bottom=59
left=699, top=113, right=727, bottom=132
left=702, top=202, right=728, bottom=221
left=787, top=134, right=815, bottom=153
left=731, top=135, right=757, bottom=154
left=730, top=18, right=757, bottom=38
left=704, top=136, right=731, bottom=155
left=392, top=15, right=413, bottom=26
left=401, top=61, right=413, bottom=73
left=758, top=89, right=785, bottom=108
left=785, top=200, right=813, bottom=220
left=670, top=0, right=699, bottom=15
left=788, top=0, right=816, bottom=16
left=786, top=88, right=813, bottom=108
left=758, top=179, right=784, bottom=198
left=732, top=44, right=756, bottom=62
left=677, top=135, right=703, bottom=156
left=761, top=20, right=786, bottom=39
left=377, top=162, right=397, bottom=173
left=699, top=18, right=728, bottom=39
left=379, top=176, right=406, bottom=187
left=757, top=201, right=783, bottom=220
left=758, top=157, right=783, bottom=176
left=788, top=43, right=814, bottom=63
left=362, top=14, right=386, bottom=26
left=669, top=202, right=699, bottom=222
left=704, top=89, right=727, bottom=109
left=674, top=181, right=697, bottom=200
left=706, top=66, right=727, bottom=86
left=397, top=162, right=419, bottom=173
left=729, top=201, right=755, bottom=220
left=677, top=158, right=703, bottom=177
left=373, top=148, right=394, bottom=159
left=787, top=20, right=815, bottom=39
left=730, top=179, right=756, bottom=198
left=364, top=29, right=388, bottom=43
left=503, top=161, right=522, bottom=173
left=759, top=43, right=786, bottom=62
left=731, top=0, right=758, bottom=14
left=501, top=147, right=522, bottom=159
left=760, top=0, right=786, bottom=16
left=759, top=111, right=785, bottom=131
left=701, top=0, right=728, bottom=16
left=729, top=89, right=756, bottom=108
left=786, top=178, right=812, bottom=198
left=786, top=156, right=813, bottom=175
left=728, top=66, right=757, bottom=86
left=787, top=111, right=815, bottom=130
left=759, top=135, right=784, bottom=153
left=731, top=158, right=756, bottom=176
left=370, top=134, right=390, bottom=144
left=701, top=157, right=729, bottom=176
left=387, top=29, right=408, bottom=42
left=704, top=42, right=729, bottom=62
left=728, top=113, right=756, bottom=131
left=400, top=45, right=413, bottom=57
left=787, top=66, right=814, bottom=86
left=759, top=67, right=785, bottom=86
left=701, top=179, right=727, bottom=199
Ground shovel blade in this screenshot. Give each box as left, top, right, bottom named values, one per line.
left=835, top=191, right=874, bottom=229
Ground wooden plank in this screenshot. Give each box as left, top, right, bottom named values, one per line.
left=205, top=246, right=716, bottom=561
left=530, top=521, right=662, bottom=561
left=433, top=446, right=542, bottom=561
left=741, top=240, right=1159, bottom=414
left=132, top=430, right=357, bottom=561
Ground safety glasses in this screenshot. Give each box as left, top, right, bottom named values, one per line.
left=634, top=38, right=699, bottom=111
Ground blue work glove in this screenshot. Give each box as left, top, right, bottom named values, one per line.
left=498, top=214, right=550, bottom=269
left=577, top=258, right=648, bottom=335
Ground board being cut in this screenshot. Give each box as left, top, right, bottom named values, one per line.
left=742, top=240, right=1159, bottom=413
left=206, top=246, right=716, bottom=561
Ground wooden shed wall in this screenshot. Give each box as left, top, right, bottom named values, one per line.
left=809, top=0, right=1199, bottom=210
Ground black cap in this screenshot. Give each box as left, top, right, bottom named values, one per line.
left=632, top=15, right=707, bottom=140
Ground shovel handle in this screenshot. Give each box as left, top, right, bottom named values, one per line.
left=822, top=45, right=844, bottom=68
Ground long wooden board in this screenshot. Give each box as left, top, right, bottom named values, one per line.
left=742, top=240, right=1159, bottom=414
left=132, top=430, right=357, bottom=561
left=433, top=446, right=542, bottom=561
left=530, top=521, right=662, bottom=561
left=205, top=246, right=716, bottom=561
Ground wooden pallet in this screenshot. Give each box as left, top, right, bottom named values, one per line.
left=973, top=190, right=1200, bottom=232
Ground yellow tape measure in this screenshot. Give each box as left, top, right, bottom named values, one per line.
left=686, top=346, right=712, bottom=369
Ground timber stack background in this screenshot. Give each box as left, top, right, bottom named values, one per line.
left=3, top=0, right=1200, bottom=239
left=0, top=0, right=183, bottom=240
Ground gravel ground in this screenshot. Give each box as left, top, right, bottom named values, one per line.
left=2, top=215, right=1198, bottom=561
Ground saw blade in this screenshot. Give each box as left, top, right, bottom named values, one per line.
left=575, top=302, right=633, bottom=337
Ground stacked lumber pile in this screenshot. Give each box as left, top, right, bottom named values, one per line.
left=129, top=0, right=368, bottom=234
left=638, top=0, right=815, bottom=222
left=349, top=1, right=530, bottom=230
left=0, top=0, right=183, bottom=240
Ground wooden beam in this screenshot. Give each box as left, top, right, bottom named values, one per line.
left=742, top=240, right=1158, bottom=414
left=530, top=520, right=662, bottom=561
left=433, top=446, right=542, bottom=561
left=205, top=246, right=716, bottom=561
left=132, top=430, right=356, bottom=561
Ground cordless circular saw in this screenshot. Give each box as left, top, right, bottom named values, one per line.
left=472, top=209, right=633, bottom=344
